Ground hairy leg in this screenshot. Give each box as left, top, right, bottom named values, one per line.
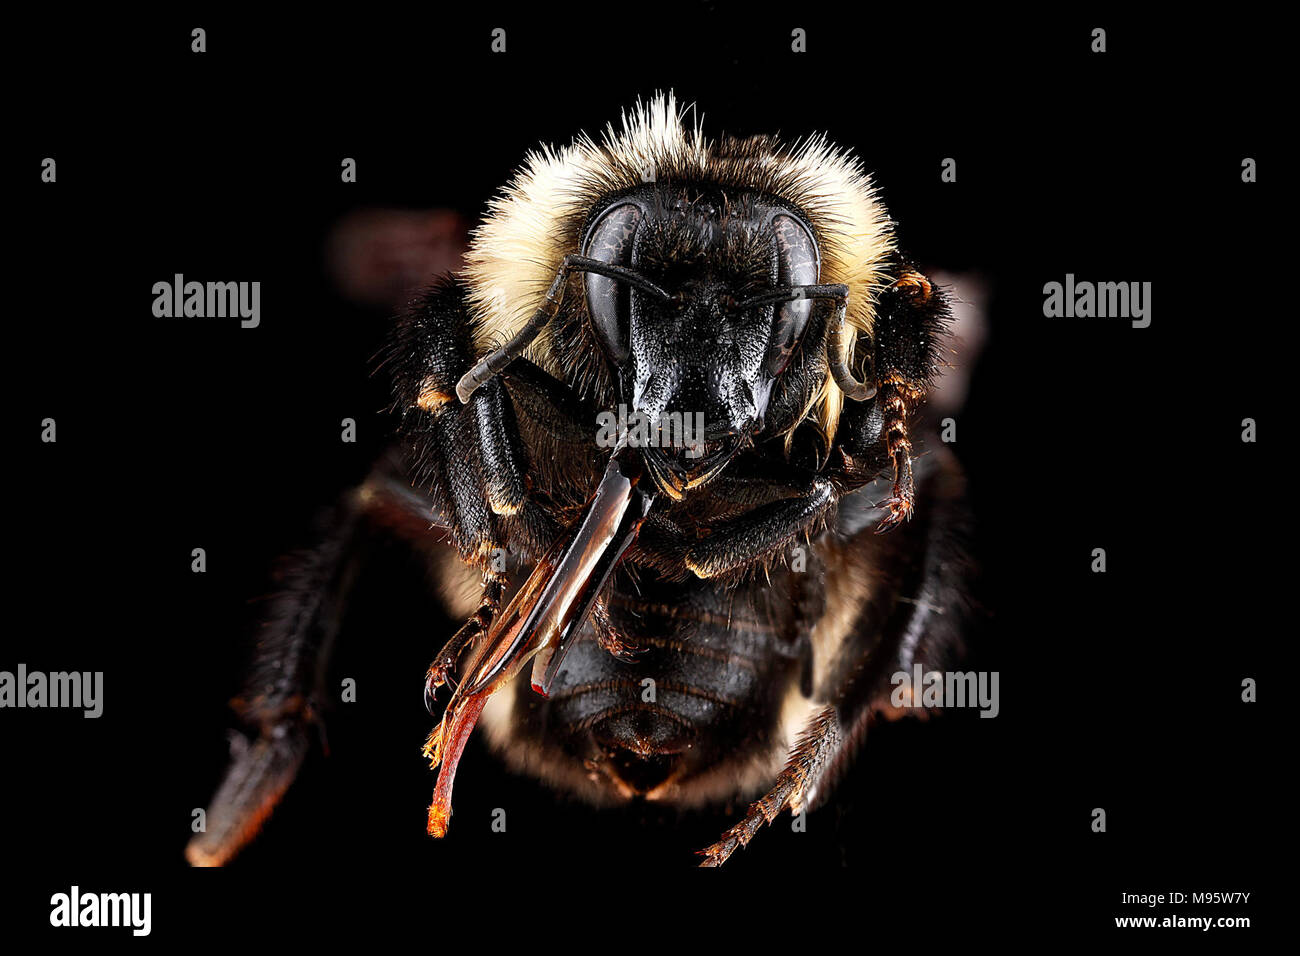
left=186, top=464, right=446, bottom=867
left=698, top=447, right=972, bottom=865
left=836, top=267, right=951, bottom=531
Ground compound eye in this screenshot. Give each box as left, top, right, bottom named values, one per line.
left=582, top=203, right=642, bottom=364
left=766, top=214, right=819, bottom=374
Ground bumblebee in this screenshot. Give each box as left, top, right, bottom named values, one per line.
left=186, top=93, right=973, bottom=868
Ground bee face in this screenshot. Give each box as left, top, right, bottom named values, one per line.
left=581, top=187, right=822, bottom=496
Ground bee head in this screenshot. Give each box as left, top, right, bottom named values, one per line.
left=582, top=188, right=822, bottom=497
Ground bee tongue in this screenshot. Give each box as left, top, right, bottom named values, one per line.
left=530, top=452, right=655, bottom=696
left=424, top=446, right=654, bottom=836
left=424, top=694, right=486, bottom=838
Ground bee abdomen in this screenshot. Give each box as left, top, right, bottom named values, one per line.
left=536, top=582, right=803, bottom=795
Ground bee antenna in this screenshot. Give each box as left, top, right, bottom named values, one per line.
left=457, top=255, right=670, bottom=403
left=819, top=287, right=877, bottom=402
left=735, top=283, right=876, bottom=402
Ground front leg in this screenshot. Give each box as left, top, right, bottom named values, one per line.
left=422, top=572, right=504, bottom=713
left=388, top=280, right=603, bottom=708
left=850, top=268, right=951, bottom=532
left=387, top=280, right=593, bottom=564
left=683, top=477, right=836, bottom=581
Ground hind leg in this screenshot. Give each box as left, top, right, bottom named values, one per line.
left=187, top=463, right=446, bottom=867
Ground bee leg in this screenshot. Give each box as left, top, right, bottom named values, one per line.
left=422, top=391, right=507, bottom=561
left=849, top=267, right=950, bottom=532
left=187, top=500, right=371, bottom=867
left=699, top=448, right=972, bottom=866
left=352, top=457, right=516, bottom=692
left=698, top=706, right=842, bottom=867
left=186, top=464, right=460, bottom=867
left=874, top=383, right=917, bottom=533
left=684, top=478, right=835, bottom=581
left=475, top=378, right=528, bottom=517
left=185, top=725, right=314, bottom=869
left=423, top=573, right=505, bottom=714
left=389, top=282, right=566, bottom=564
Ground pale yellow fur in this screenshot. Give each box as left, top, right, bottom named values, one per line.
left=461, top=92, right=896, bottom=443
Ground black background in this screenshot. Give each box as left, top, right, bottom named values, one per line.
left=8, top=6, right=1279, bottom=941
